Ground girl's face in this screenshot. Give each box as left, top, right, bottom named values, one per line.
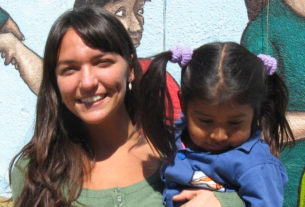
left=104, top=0, right=145, bottom=47
left=182, top=98, right=254, bottom=153
left=56, top=28, right=134, bottom=125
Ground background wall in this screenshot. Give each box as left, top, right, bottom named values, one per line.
left=0, top=0, right=303, bottom=206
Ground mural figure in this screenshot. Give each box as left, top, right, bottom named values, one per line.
left=0, top=7, right=42, bottom=94
left=0, top=0, right=180, bottom=119
left=74, top=0, right=145, bottom=48
left=242, top=0, right=305, bottom=140
left=242, top=1, right=305, bottom=206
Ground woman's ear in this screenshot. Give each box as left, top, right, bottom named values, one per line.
left=178, top=91, right=187, bottom=115
left=128, top=68, right=135, bottom=82
left=128, top=54, right=135, bottom=82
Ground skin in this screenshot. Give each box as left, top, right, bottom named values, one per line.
left=173, top=189, right=221, bottom=207
left=104, top=0, right=145, bottom=47
left=181, top=98, right=254, bottom=153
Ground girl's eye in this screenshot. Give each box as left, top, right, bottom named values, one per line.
left=228, top=121, right=242, bottom=126
left=199, top=119, right=213, bottom=124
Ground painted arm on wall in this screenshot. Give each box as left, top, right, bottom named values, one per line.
left=286, top=112, right=305, bottom=140
left=0, top=32, right=42, bottom=94
left=0, top=8, right=42, bottom=94
left=0, top=7, right=23, bottom=40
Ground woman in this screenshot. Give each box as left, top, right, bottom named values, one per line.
left=9, top=4, right=242, bottom=207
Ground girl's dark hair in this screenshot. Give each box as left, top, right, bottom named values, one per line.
left=139, top=41, right=294, bottom=159
left=9, top=4, right=142, bottom=207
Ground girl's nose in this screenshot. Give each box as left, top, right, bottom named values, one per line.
left=210, top=127, right=229, bottom=142
left=79, top=66, right=98, bottom=90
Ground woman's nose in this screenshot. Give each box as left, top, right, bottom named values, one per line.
left=79, top=66, right=98, bottom=90
left=210, top=127, right=229, bottom=142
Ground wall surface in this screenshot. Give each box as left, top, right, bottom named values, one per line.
left=0, top=0, right=303, bottom=206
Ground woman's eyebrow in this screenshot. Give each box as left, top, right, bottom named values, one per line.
left=56, top=60, right=77, bottom=68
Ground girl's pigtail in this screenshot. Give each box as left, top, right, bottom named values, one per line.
left=138, top=51, right=176, bottom=160
left=258, top=55, right=295, bottom=156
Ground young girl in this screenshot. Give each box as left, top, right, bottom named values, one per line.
left=139, top=42, right=295, bottom=207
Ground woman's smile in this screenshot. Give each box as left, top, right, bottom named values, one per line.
left=56, top=28, right=134, bottom=125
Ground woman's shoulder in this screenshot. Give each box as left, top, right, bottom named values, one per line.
left=11, top=157, right=29, bottom=202
left=13, top=157, right=29, bottom=170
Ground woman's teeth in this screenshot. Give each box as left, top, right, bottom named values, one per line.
left=80, top=95, right=105, bottom=103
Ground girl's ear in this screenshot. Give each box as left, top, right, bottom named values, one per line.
left=178, top=91, right=187, bottom=115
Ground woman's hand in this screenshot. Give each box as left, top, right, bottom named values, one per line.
left=173, top=188, right=221, bottom=207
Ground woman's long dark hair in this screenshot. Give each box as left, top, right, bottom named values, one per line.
left=139, top=42, right=295, bottom=160
left=9, top=4, right=142, bottom=207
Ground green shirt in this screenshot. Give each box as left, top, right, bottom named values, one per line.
left=11, top=158, right=243, bottom=207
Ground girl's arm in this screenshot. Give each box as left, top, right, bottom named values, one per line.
left=237, top=163, right=287, bottom=206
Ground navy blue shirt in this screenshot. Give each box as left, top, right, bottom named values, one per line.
left=162, top=116, right=288, bottom=207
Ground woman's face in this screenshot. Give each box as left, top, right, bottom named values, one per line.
left=104, top=0, right=145, bottom=47
left=56, top=28, right=134, bottom=125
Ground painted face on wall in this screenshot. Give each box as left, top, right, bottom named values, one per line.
left=104, top=0, right=145, bottom=48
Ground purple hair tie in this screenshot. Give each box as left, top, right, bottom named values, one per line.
left=169, top=45, right=193, bottom=67
left=257, top=54, right=277, bottom=75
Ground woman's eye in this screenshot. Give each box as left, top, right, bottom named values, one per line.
left=59, top=66, right=78, bottom=75
left=95, top=59, right=114, bottom=67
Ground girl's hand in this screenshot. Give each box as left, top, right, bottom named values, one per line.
left=173, top=188, right=221, bottom=207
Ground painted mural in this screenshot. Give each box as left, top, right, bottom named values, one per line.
left=242, top=0, right=305, bottom=206
left=0, top=0, right=303, bottom=206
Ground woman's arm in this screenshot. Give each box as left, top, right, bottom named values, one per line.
left=173, top=189, right=244, bottom=207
